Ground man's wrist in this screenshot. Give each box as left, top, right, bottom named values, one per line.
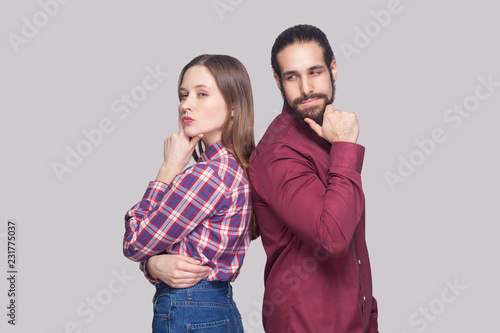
left=329, top=142, right=365, bottom=172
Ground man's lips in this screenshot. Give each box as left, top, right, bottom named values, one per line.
left=300, top=98, right=320, bottom=107
left=182, top=116, right=194, bottom=124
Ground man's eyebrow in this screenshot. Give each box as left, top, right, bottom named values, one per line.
left=282, top=70, right=299, bottom=77
left=309, top=65, right=325, bottom=71
left=282, top=65, right=326, bottom=77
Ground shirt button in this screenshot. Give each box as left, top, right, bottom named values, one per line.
left=363, top=296, right=366, bottom=301
left=358, top=260, right=361, bottom=265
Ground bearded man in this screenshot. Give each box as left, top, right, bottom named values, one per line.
left=249, top=24, right=379, bottom=332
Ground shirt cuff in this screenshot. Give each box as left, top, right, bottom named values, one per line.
left=143, top=180, right=170, bottom=202
left=140, top=260, right=160, bottom=286
left=329, top=142, right=365, bottom=173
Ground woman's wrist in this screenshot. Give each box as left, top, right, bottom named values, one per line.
left=155, top=164, right=177, bottom=184
left=145, top=258, right=159, bottom=280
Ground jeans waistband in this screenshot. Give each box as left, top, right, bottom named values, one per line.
left=156, top=279, right=230, bottom=292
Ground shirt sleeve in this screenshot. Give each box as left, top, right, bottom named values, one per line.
left=252, top=141, right=365, bottom=257
left=368, top=296, right=379, bottom=332
left=123, top=163, right=228, bottom=262
left=139, top=260, right=159, bottom=286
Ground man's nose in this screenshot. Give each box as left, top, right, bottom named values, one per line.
left=300, top=77, right=313, bottom=96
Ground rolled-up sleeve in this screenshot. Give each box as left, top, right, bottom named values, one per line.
left=123, top=164, right=228, bottom=262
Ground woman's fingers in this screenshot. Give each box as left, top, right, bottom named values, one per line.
left=147, top=254, right=211, bottom=288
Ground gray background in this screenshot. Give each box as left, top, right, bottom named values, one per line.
left=1, top=0, right=499, bottom=332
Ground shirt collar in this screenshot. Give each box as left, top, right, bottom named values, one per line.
left=199, top=140, right=227, bottom=162
left=281, top=103, right=331, bottom=148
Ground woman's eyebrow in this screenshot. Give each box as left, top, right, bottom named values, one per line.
left=179, top=84, right=211, bottom=90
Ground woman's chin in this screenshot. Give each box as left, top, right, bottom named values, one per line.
left=184, top=129, right=199, bottom=138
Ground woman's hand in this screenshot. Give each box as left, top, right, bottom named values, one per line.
left=146, top=254, right=211, bottom=288
left=155, top=117, right=203, bottom=184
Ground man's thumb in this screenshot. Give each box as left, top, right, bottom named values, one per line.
left=304, top=118, right=324, bottom=138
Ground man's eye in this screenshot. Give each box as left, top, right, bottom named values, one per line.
left=286, top=75, right=296, bottom=81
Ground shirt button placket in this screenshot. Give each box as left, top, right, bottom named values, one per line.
left=358, top=259, right=365, bottom=302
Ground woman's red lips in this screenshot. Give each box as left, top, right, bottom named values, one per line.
left=182, top=116, right=194, bottom=124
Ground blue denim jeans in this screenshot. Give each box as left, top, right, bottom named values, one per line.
left=152, top=279, right=244, bottom=332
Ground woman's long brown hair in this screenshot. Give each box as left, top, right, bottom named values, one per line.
left=177, top=54, right=260, bottom=239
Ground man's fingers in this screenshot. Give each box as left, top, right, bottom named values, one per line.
left=304, top=118, right=324, bottom=139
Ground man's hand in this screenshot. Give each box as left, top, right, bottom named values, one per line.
left=146, top=254, right=211, bottom=288
left=304, top=104, right=359, bottom=143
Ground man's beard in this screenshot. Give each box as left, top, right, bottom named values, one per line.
left=282, top=75, right=336, bottom=126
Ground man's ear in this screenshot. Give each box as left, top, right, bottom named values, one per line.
left=273, top=72, right=282, bottom=91
left=330, top=59, right=337, bottom=81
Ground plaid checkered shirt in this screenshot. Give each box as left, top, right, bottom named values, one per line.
left=123, top=141, right=252, bottom=283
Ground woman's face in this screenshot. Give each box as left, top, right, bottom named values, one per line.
left=178, top=65, right=229, bottom=147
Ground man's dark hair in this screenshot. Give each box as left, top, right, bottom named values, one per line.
left=271, top=24, right=335, bottom=79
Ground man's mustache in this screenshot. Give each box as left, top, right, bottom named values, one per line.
left=293, top=93, right=329, bottom=105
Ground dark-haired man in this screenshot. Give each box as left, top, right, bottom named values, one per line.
left=249, top=24, right=379, bottom=332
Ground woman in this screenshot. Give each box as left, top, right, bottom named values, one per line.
left=123, top=54, right=258, bottom=332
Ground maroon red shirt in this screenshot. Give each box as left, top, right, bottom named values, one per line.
left=249, top=104, right=378, bottom=332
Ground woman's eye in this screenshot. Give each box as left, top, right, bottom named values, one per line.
left=180, top=94, right=188, bottom=99
left=199, top=92, right=208, bottom=97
